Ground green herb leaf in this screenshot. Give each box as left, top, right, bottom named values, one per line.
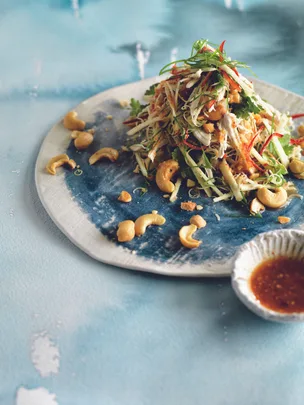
left=144, top=83, right=158, bottom=96
left=181, top=167, right=194, bottom=179
left=232, top=93, right=262, bottom=118
left=171, top=147, right=183, bottom=162
left=279, top=133, right=294, bottom=156
left=130, top=98, right=146, bottom=116
left=159, top=39, right=249, bottom=76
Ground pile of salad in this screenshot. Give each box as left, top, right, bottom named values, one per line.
left=123, top=39, right=304, bottom=211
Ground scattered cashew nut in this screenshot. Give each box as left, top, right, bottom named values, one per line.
left=71, top=131, right=94, bottom=150
left=63, top=111, right=86, bottom=131
left=190, top=215, right=206, bottom=229
left=250, top=198, right=265, bottom=215
left=46, top=154, right=76, bottom=175
left=156, top=159, right=179, bottom=193
left=134, top=213, right=166, bottom=236
left=118, top=191, right=132, bottom=203
left=89, top=148, right=119, bottom=165
left=179, top=224, right=201, bottom=249
left=289, top=159, right=304, bottom=177
left=257, top=187, right=288, bottom=209
left=117, top=220, right=135, bottom=242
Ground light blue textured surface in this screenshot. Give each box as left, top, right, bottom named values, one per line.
left=2, top=1, right=304, bottom=404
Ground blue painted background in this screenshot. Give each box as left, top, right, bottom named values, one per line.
left=1, top=0, right=304, bottom=404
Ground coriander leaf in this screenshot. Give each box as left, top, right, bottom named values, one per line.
left=144, top=83, right=158, bottom=96
left=232, top=93, right=262, bottom=118
left=181, top=167, right=194, bottom=179
left=279, top=133, right=294, bottom=156
left=130, top=98, right=146, bottom=116
left=171, top=147, right=183, bottom=162
left=268, top=133, right=294, bottom=157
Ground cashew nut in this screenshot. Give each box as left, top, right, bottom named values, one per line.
left=63, top=111, right=86, bottom=131
left=289, top=159, right=304, bottom=175
left=257, top=187, right=288, bottom=209
left=203, top=103, right=227, bottom=121
left=298, top=125, right=304, bottom=137
left=117, top=220, right=135, bottom=242
left=89, top=148, right=119, bottom=165
left=250, top=198, right=265, bottom=215
left=71, top=131, right=94, bottom=150
left=134, top=213, right=166, bottom=236
left=156, top=159, right=179, bottom=193
left=179, top=224, right=201, bottom=249
left=190, top=215, right=206, bottom=229
left=46, top=154, right=76, bottom=175
left=203, top=122, right=215, bottom=133
left=118, top=191, right=132, bottom=203
left=295, top=172, right=304, bottom=180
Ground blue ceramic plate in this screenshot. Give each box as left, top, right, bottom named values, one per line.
left=35, top=77, right=304, bottom=277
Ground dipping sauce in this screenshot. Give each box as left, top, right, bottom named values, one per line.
left=250, top=257, right=304, bottom=313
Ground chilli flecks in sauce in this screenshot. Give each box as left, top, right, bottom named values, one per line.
left=250, top=257, right=304, bottom=313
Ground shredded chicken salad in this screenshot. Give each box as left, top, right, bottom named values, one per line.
left=123, top=39, right=304, bottom=213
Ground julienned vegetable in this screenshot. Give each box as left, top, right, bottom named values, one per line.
left=123, top=39, right=304, bottom=212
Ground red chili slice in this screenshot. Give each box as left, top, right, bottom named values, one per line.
left=291, top=113, right=304, bottom=119
left=260, top=132, right=283, bottom=155
left=182, top=139, right=205, bottom=150
left=201, top=71, right=212, bottom=88
left=290, top=137, right=304, bottom=145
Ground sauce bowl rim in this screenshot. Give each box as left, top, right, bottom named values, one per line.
left=231, top=229, right=304, bottom=322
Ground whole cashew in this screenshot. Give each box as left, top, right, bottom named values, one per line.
left=71, top=131, right=94, bottom=150
left=89, top=148, right=119, bottom=165
left=156, top=159, right=179, bottom=193
left=289, top=159, right=304, bottom=175
left=257, top=187, right=288, bottom=209
left=134, top=213, right=166, bottom=236
left=190, top=215, right=206, bottom=229
left=250, top=198, right=265, bottom=215
left=46, top=154, right=76, bottom=175
left=117, top=220, right=135, bottom=242
left=179, top=224, right=201, bottom=249
left=63, top=111, right=86, bottom=131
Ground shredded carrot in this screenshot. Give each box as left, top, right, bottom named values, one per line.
left=221, top=70, right=241, bottom=92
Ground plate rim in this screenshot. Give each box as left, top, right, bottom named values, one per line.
left=35, top=76, right=304, bottom=277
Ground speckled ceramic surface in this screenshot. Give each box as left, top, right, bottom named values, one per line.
left=36, top=77, right=304, bottom=276
left=4, top=1, right=304, bottom=404
left=232, top=230, right=304, bottom=322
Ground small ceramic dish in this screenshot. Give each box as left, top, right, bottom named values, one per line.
left=232, top=229, right=304, bottom=322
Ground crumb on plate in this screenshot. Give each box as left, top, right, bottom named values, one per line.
left=278, top=216, right=291, bottom=224
left=181, top=201, right=197, bottom=211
